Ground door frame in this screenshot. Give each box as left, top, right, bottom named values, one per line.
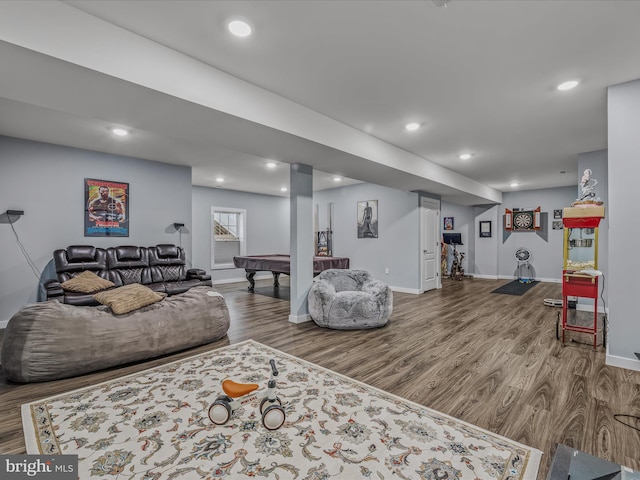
left=420, top=197, right=441, bottom=292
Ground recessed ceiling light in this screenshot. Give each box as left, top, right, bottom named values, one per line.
left=228, top=19, right=252, bottom=37
left=333, top=177, right=342, bottom=182
left=216, top=177, right=225, bottom=183
left=111, top=128, right=128, bottom=136
left=405, top=122, right=421, bottom=131
left=557, top=80, right=579, bottom=91
left=280, top=187, right=287, bottom=192
left=459, top=153, right=472, bottom=160
left=510, top=182, right=519, bottom=188
left=266, top=162, right=277, bottom=169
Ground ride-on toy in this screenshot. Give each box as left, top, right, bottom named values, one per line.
left=208, top=359, right=286, bottom=430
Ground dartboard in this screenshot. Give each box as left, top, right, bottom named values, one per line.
left=514, top=247, right=531, bottom=262
left=513, top=211, right=534, bottom=230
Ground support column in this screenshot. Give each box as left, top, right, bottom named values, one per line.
left=289, top=163, right=314, bottom=323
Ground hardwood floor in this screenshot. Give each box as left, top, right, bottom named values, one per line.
left=1, top=277, right=639, bottom=478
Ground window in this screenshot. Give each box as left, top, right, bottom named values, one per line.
left=211, top=207, right=246, bottom=269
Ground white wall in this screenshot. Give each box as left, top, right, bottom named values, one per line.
left=607, top=80, right=640, bottom=368
left=314, top=184, right=421, bottom=291
left=191, top=186, right=289, bottom=284
left=0, top=135, right=192, bottom=324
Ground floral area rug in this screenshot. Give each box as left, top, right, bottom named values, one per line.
left=23, top=340, right=542, bottom=479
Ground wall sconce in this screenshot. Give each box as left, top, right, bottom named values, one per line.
left=173, top=222, right=185, bottom=230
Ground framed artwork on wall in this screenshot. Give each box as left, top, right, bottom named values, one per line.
left=479, top=220, right=492, bottom=238
left=357, top=200, right=378, bottom=238
left=444, top=217, right=454, bottom=230
left=554, top=209, right=563, bottom=219
left=552, top=220, right=563, bottom=230
left=84, top=178, right=129, bottom=237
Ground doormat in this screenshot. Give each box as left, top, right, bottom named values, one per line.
left=491, top=280, right=539, bottom=296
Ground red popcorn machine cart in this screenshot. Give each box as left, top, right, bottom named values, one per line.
left=560, top=206, right=605, bottom=349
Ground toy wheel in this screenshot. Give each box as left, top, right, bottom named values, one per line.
left=259, top=396, right=282, bottom=415
left=262, top=404, right=285, bottom=430
left=208, top=398, right=232, bottom=425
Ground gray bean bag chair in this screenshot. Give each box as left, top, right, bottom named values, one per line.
left=1, top=286, right=230, bottom=383
left=308, top=269, right=392, bottom=329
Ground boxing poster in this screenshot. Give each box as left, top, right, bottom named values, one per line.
left=84, top=178, right=129, bottom=237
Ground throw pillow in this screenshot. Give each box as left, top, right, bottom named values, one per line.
left=61, top=270, right=115, bottom=293
left=93, top=283, right=167, bottom=315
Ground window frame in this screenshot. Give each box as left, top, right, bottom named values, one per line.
left=211, top=206, right=246, bottom=269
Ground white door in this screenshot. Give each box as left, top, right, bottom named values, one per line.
left=421, top=198, right=440, bottom=292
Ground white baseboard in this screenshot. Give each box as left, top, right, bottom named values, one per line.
left=288, top=314, right=311, bottom=324
left=472, top=275, right=561, bottom=283
left=575, top=304, right=608, bottom=314
left=496, top=275, right=561, bottom=283
left=538, top=277, right=562, bottom=283
left=0, top=319, right=8, bottom=329
left=391, top=286, right=422, bottom=294
left=606, top=352, right=640, bottom=372
left=212, top=273, right=272, bottom=286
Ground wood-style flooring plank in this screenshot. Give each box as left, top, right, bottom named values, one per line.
left=2, top=277, right=640, bottom=478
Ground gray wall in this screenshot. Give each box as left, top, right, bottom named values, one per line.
left=441, top=201, right=476, bottom=275
left=191, top=185, right=289, bottom=283
left=0, top=135, right=192, bottom=324
left=193, top=181, right=421, bottom=291
left=577, top=149, right=609, bottom=309
left=499, top=187, right=576, bottom=281
left=314, top=183, right=421, bottom=291
left=473, top=205, right=500, bottom=278
left=608, top=80, right=640, bottom=365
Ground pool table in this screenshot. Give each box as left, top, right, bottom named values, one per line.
left=233, top=254, right=350, bottom=291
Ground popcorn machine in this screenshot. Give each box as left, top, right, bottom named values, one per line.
left=561, top=206, right=605, bottom=349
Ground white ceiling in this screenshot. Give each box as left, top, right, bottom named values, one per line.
left=2, top=0, right=640, bottom=204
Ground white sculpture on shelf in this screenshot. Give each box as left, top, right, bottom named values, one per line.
left=574, top=169, right=602, bottom=205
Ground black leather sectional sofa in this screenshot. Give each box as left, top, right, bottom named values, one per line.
left=44, top=244, right=212, bottom=306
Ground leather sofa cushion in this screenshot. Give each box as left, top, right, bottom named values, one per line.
left=165, top=279, right=202, bottom=296
left=61, top=270, right=115, bottom=293
left=113, top=246, right=144, bottom=261
left=54, top=247, right=107, bottom=279
left=156, top=244, right=179, bottom=258
left=67, top=246, right=99, bottom=262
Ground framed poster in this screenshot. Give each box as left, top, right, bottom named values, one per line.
left=479, top=220, right=492, bottom=238
left=357, top=200, right=378, bottom=238
left=554, top=209, right=562, bottom=219
left=444, top=217, right=454, bottom=230
left=552, top=220, right=563, bottom=230
left=84, top=178, right=129, bottom=237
